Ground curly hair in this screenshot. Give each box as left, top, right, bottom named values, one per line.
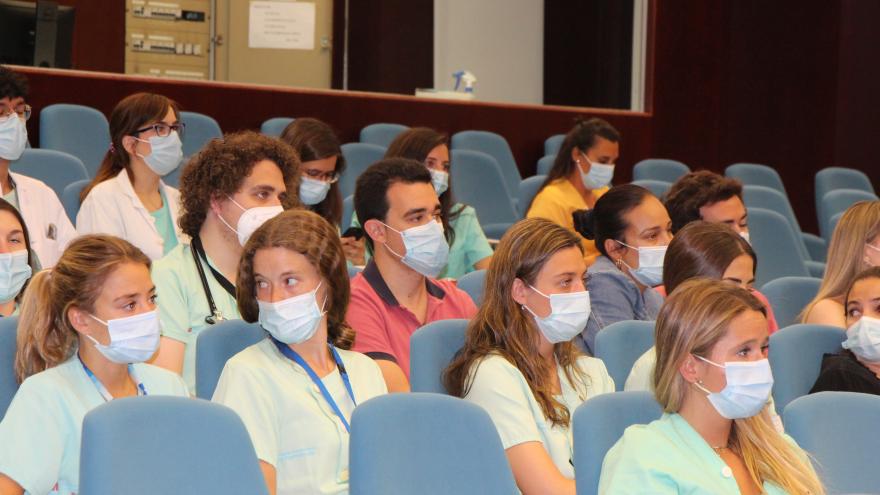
left=236, top=209, right=355, bottom=349
left=664, top=170, right=743, bottom=234
left=177, top=130, right=302, bottom=237
left=0, top=65, right=28, bottom=99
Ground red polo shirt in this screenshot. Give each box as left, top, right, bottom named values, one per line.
left=348, top=261, right=478, bottom=378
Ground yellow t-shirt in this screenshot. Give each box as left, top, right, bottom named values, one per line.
left=526, top=178, right=609, bottom=266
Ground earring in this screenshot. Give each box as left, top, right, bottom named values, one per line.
left=615, top=258, right=623, bottom=269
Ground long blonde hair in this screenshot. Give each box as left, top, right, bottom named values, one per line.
left=801, top=201, right=880, bottom=322
left=15, top=235, right=152, bottom=382
left=444, top=218, right=586, bottom=427
left=655, top=278, right=824, bottom=494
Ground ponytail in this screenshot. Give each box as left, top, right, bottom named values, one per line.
left=15, top=270, right=77, bottom=382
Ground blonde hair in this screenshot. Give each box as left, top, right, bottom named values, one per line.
left=15, top=235, right=152, bottom=382
left=802, top=201, right=880, bottom=322
left=655, top=278, right=824, bottom=494
left=444, top=218, right=586, bottom=427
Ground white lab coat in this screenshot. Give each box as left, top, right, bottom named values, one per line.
left=10, top=172, right=77, bottom=268
left=76, top=169, right=184, bottom=261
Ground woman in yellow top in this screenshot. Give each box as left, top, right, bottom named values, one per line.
left=527, top=118, right=620, bottom=266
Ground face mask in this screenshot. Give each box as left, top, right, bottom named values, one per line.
left=579, top=153, right=615, bottom=189
left=299, top=177, right=331, bottom=206
left=429, top=168, right=449, bottom=195
left=693, top=355, right=774, bottom=419
left=382, top=220, right=449, bottom=278
left=0, top=250, right=31, bottom=303
left=617, top=241, right=667, bottom=287
left=739, top=231, right=751, bottom=245
left=522, top=285, right=591, bottom=344
left=86, top=310, right=161, bottom=364
left=259, top=281, right=327, bottom=345
left=0, top=114, right=27, bottom=161
left=218, top=196, right=284, bottom=246
left=135, top=131, right=183, bottom=176
left=842, top=316, right=880, bottom=362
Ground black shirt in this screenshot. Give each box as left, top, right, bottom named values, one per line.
left=809, top=351, right=880, bottom=395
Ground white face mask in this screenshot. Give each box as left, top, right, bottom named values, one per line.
left=617, top=241, right=667, bottom=287
left=218, top=196, right=284, bottom=246
left=693, top=355, right=774, bottom=419
left=0, top=250, right=31, bottom=303
left=579, top=152, right=615, bottom=189
left=381, top=220, right=450, bottom=278
left=842, top=316, right=880, bottom=362
left=0, top=114, right=28, bottom=161
left=258, top=281, right=327, bottom=345
left=429, top=168, right=449, bottom=195
left=299, top=176, right=332, bottom=206
left=134, top=131, right=183, bottom=176
left=523, top=285, right=591, bottom=344
left=86, top=310, right=161, bottom=364
left=739, top=231, right=751, bottom=245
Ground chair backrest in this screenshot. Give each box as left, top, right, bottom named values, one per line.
left=360, top=123, right=410, bottom=147
left=594, top=320, right=655, bottom=391
left=818, top=188, right=879, bottom=240
left=768, top=323, right=846, bottom=412
left=450, top=149, right=519, bottom=225
left=61, top=178, right=91, bottom=223
left=725, top=162, right=788, bottom=197
left=742, top=185, right=810, bottom=260
left=342, top=194, right=355, bottom=231
left=349, top=393, right=518, bottom=495
left=79, top=396, right=268, bottom=495
left=259, top=117, right=294, bottom=137
left=815, top=166, right=875, bottom=210
left=0, top=316, right=19, bottom=419
left=632, top=158, right=690, bottom=182
left=451, top=130, right=522, bottom=199
left=747, top=207, right=811, bottom=286
left=10, top=149, right=89, bottom=198
left=409, top=319, right=468, bottom=394
left=760, top=276, right=822, bottom=328
left=456, top=270, right=486, bottom=306
left=179, top=111, right=222, bottom=158
left=784, top=391, right=880, bottom=494
left=572, top=391, right=663, bottom=495
left=194, top=320, right=265, bottom=399
left=536, top=154, right=555, bottom=176
left=544, top=134, right=565, bottom=156
left=630, top=179, right=672, bottom=199
left=518, top=175, right=546, bottom=217
left=339, top=142, right=387, bottom=199
left=39, top=103, right=110, bottom=177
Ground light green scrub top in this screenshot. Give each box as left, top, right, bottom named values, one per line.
left=0, top=355, right=188, bottom=495
left=462, top=353, right=615, bottom=479
left=213, top=339, right=388, bottom=494
left=599, top=413, right=805, bottom=494
left=2, top=186, right=20, bottom=210
left=150, top=190, right=179, bottom=256
left=351, top=203, right=493, bottom=279
left=153, top=242, right=240, bottom=392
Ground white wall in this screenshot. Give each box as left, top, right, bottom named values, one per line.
left=434, top=0, right=544, bottom=105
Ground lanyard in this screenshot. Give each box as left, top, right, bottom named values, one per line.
left=271, top=338, right=357, bottom=433
left=190, top=236, right=235, bottom=324
left=78, top=354, right=147, bottom=402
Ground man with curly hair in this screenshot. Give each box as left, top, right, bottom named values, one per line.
left=664, top=170, right=749, bottom=237
left=150, top=130, right=301, bottom=392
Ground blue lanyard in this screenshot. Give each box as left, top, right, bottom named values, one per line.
left=78, top=354, right=147, bottom=402
left=271, top=338, right=357, bottom=433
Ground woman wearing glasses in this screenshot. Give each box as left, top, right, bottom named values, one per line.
left=77, top=93, right=186, bottom=261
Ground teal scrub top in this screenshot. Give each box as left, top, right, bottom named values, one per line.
left=599, top=413, right=803, bottom=494
left=149, top=189, right=179, bottom=256
left=152, top=242, right=240, bottom=392
left=0, top=355, right=188, bottom=495
left=351, top=203, right=493, bottom=279
left=2, top=186, right=19, bottom=210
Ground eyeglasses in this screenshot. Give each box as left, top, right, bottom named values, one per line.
left=0, top=103, right=31, bottom=121
left=134, top=122, right=186, bottom=139
left=303, top=168, right=339, bottom=183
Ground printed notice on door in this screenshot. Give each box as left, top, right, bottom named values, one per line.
left=249, top=1, right=315, bottom=50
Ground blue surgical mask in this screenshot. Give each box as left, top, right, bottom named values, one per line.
left=382, top=220, right=449, bottom=278
left=842, top=316, right=880, bottom=363
left=135, top=131, right=183, bottom=176
left=693, top=355, right=774, bottom=420
left=0, top=114, right=27, bottom=161
left=258, top=282, right=327, bottom=345
left=617, top=241, right=667, bottom=287
left=580, top=152, right=615, bottom=189
left=429, top=168, right=449, bottom=195
left=86, top=310, right=161, bottom=364
left=522, top=285, right=591, bottom=344
left=299, top=176, right=331, bottom=206
left=0, top=250, right=31, bottom=303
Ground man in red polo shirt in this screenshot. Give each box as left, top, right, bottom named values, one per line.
left=348, top=158, right=477, bottom=392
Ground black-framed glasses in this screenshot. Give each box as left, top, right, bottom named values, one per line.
left=0, top=103, right=31, bottom=121
left=303, top=168, right=339, bottom=183
left=134, top=122, right=186, bottom=138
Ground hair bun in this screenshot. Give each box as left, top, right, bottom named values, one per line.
left=572, top=209, right=596, bottom=239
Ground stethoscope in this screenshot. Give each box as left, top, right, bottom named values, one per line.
left=190, top=236, right=230, bottom=325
